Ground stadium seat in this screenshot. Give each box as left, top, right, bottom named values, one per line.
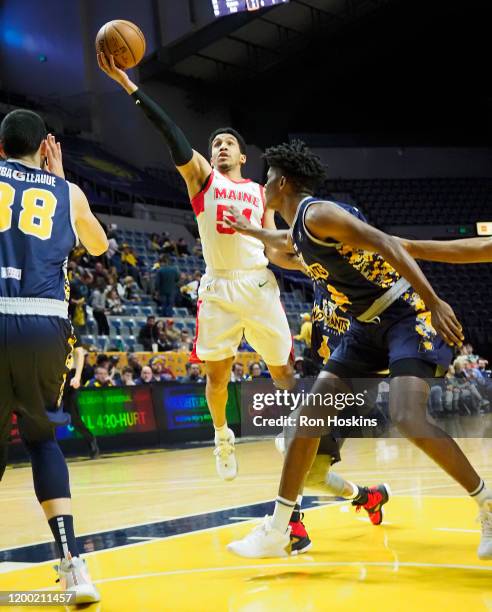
left=109, top=318, right=122, bottom=335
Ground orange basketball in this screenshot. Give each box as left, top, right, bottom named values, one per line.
left=95, top=20, right=146, bottom=70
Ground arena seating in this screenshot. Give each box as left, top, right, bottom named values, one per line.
left=321, top=177, right=492, bottom=228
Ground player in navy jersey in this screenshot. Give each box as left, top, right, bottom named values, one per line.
left=225, top=140, right=492, bottom=559
left=0, top=109, right=107, bottom=601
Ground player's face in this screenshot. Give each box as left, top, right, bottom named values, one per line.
left=210, top=134, right=246, bottom=172
left=264, top=166, right=285, bottom=210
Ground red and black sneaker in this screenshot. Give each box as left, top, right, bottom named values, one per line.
left=352, top=483, right=390, bottom=526
left=289, top=512, right=312, bottom=555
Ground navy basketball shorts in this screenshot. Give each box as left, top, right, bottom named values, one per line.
left=323, top=297, right=453, bottom=378
left=0, top=315, right=74, bottom=446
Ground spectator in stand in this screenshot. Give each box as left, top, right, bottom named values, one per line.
left=249, top=362, right=264, bottom=380
left=69, top=277, right=88, bottom=334
left=182, top=363, right=205, bottom=383
left=71, top=244, right=91, bottom=268
left=161, top=237, right=176, bottom=255
left=464, top=356, right=492, bottom=404
left=156, top=328, right=174, bottom=351
left=107, top=267, right=125, bottom=298
left=92, top=261, right=110, bottom=286
left=155, top=256, right=180, bottom=316
left=85, top=366, right=114, bottom=388
left=62, top=335, right=100, bottom=459
left=453, top=358, right=488, bottom=414
left=140, top=270, right=153, bottom=296
left=180, top=271, right=201, bottom=314
left=106, top=230, right=120, bottom=269
left=192, top=237, right=202, bottom=257
left=164, top=319, right=180, bottom=347
left=231, top=362, right=246, bottom=382
left=176, top=237, right=190, bottom=256
left=123, top=275, right=141, bottom=301
left=91, top=277, right=110, bottom=336
left=151, top=358, right=175, bottom=382
left=121, top=243, right=141, bottom=284
left=120, top=367, right=136, bottom=386
left=106, top=288, right=124, bottom=315
left=135, top=365, right=154, bottom=385
left=177, top=329, right=193, bottom=352
left=127, top=353, right=142, bottom=379
left=96, top=354, right=121, bottom=385
left=294, top=313, right=312, bottom=355
left=81, top=353, right=95, bottom=385
left=149, top=233, right=161, bottom=252
left=138, top=315, right=157, bottom=351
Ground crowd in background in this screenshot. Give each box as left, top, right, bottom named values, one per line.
left=81, top=353, right=274, bottom=388
left=68, top=227, right=204, bottom=338
left=429, top=343, right=492, bottom=416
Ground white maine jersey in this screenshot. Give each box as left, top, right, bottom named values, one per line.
left=191, top=170, right=269, bottom=271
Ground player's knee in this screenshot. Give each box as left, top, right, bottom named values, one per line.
left=271, top=365, right=296, bottom=391
left=389, top=404, right=416, bottom=433
left=206, top=371, right=230, bottom=392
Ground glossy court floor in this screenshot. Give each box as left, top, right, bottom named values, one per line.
left=1, top=436, right=492, bottom=611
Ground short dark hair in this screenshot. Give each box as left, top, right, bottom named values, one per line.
left=208, top=127, right=247, bottom=155
left=0, top=109, right=47, bottom=158
left=263, top=139, right=327, bottom=193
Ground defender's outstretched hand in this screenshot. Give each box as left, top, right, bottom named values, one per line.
left=44, top=134, right=64, bottom=179
left=224, top=204, right=255, bottom=235
left=97, top=52, right=137, bottom=94
left=428, top=298, right=464, bottom=347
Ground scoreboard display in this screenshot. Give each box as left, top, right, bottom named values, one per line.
left=212, top=0, right=289, bottom=17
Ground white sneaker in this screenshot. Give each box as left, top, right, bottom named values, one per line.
left=55, top=556, right=101, bottom=604
left=227, top=515, right=291, bottom=558
left=214, top=428, right=237, bottom=480
left=478, top=500, right=492, bottom=560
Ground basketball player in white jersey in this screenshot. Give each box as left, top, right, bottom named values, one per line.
left=98, top=53, right=295, bottom=480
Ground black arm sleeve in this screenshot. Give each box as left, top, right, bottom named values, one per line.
left=131, top=89, right=194, bottom=167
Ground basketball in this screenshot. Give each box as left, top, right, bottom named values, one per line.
left=95, top=20, right=146, bottom=70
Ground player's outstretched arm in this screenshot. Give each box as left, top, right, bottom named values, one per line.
left=305, top=202, right=464, bottom=347
left=97, top=52, right=211, bottom=199
left=70, top=183, right=109, bottom=256
left=224, top=204, right=295, bottom=252
left=262, top=208, right=303, bottom=270
left=399, top=237, right=492, bottom=263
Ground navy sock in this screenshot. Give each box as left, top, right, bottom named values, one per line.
left=48, top=515, right=79, bottom=560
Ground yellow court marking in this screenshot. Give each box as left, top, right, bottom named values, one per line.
left=1, top=495, right=492, bottom=611
left=1, top=437, right=492, bottom=610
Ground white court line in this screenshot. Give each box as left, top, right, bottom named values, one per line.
left=0, top=482, right=484, bottom=565
left=88, top=560, right=492, bottom=585
left=0, top=562, right=35, bottom=574
left=32, top=560, right=492, bottom=592
left=434, top=528, right=481, bottom=534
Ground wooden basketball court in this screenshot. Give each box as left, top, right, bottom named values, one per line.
left=1, top=437, right=491, bottom=611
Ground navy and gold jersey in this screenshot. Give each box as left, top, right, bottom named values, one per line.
left=291, top=197, right=403, bottom=319
left=0, top=159, right=76, bottom=315
left=311, top=283, right=351, bottom=366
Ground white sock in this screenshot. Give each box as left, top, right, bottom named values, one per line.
left=214, top=423, right=229, bottom=441
left=296, top=494, right=303, bottom=507
left=326, top=472, right=359, bottom=499
left=470, top=479, right=492, bottom=508
left=271, top=496, right=296, bottom=533
left=346, top=481, right=360, bottom=500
